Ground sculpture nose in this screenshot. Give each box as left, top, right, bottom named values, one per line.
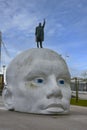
left=46, top=75, right=63, bottom=99
left=47, top=87, right=62, bottom=99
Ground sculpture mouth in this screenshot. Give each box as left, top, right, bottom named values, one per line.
left=44, top=104, right=65, bottom=113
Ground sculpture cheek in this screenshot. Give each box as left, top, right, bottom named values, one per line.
left=2, top=87, right=14, bottom=110
left=25, top=82, right=38, bottom=88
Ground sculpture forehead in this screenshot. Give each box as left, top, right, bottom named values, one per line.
left=7, top=48, right=70, bottom=80
left=9, top=48, right=63, bottom=65
left=25, top=59, right=70, bottom=80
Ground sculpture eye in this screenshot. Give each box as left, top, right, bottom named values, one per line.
left=34, top=78, right=44, bottom=84
left=58, top=79, right=65, bottom=85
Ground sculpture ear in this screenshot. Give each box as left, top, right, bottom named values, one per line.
left=2, top=86, right=14, bottom=111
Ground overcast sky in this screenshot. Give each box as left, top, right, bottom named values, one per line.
left=0, top=0, right=87, bottom=77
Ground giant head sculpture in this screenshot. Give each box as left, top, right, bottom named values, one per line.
left=3, top=48, right=71, bottom=114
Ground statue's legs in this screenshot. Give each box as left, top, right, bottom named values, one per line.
left=40, top=41, right=43, bottom=48
left=36, top=40, right=43, bottom=48
left=37, top=42, right=39, bottom=48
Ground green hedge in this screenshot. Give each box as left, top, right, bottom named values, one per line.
left=70, top=98, right=87, bottom=107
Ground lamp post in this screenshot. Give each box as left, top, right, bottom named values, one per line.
left=2, top=65, right=6, bottom=85
left=75, top=77, right=79, bottom=103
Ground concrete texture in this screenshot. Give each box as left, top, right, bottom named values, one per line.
left=0, top=96, right=87, bottom=130
left=3, top=48, right=71, bottom=114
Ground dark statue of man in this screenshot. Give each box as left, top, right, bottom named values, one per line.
left=35, top=19, right=46, bottom=48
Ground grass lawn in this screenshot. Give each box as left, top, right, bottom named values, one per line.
left=70, top=98, right=87, bottom=107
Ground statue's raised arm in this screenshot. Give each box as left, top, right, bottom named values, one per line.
left=42, top=19, right=46, bottom=28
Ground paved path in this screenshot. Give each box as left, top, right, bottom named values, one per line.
left=0, top=96, right=87, bottom=130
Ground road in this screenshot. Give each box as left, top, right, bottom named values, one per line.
left=0, top=96, right=87, bottom=130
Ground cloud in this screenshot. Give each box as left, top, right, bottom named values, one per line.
left=0, top=0, right=38, bottom=32
left=12, top=13, right=37, bottom=31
